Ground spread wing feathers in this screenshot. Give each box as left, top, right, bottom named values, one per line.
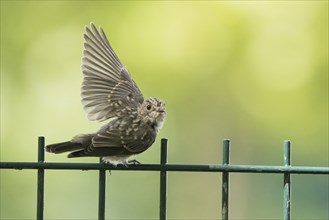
left=81, top=23, right=144, bottom=122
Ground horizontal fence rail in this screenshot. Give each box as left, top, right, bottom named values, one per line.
left=2, top=162, right=328, bottom=174
left=0, top=136, right=328, bottom=220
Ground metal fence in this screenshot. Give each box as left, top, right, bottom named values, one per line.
left=1, top=136, right=328, bottom=220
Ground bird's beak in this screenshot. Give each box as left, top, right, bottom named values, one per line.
left=158, top=107, right=165, bottom=113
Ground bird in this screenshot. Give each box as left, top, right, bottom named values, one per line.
left=45, top=23, right=166, bottom=165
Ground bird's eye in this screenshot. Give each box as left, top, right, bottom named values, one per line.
left=146, top=105, right=152, bottom=110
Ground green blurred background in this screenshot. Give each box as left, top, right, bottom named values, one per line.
left=1, top=1, right=328, bottom=219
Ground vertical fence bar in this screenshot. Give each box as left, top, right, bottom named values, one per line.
left=98, top=158, right=106, bottom=220
left=222, top=139, right=230, bottom=220
left=283, top=140, right=291, bottom=220
left=160, top=138, right=168, bottom=220
left=37, top=136, right=45, bottom=220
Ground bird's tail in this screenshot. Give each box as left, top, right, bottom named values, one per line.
left=45, top=141, right=84, bottom=154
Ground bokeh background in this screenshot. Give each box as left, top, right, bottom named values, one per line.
left=1, top=1, right=328, bottom=219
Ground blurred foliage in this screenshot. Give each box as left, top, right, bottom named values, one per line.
left=1, top=1, right=328, bottom=219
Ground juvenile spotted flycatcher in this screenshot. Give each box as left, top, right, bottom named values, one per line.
left=46, top=23, right=166, bottom=165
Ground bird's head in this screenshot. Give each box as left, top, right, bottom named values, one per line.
left=139, top=97, right=166, bottom=131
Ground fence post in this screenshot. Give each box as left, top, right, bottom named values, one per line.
left=160, top=138, right=168, bottom=220
left=37, top=136, right=45, bottom=220
left=283, top=140, right=291, bottom=220
left=98, top=158, right=106, bottom=220
left=222, top=139, right=230, bottom=220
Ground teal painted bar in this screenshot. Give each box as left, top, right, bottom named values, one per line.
left=283, top=141, right=291, bottom=220
left=37, top=137, right=45, bottom=220
left=222, top=139, right=230, bottom=220
left=2, top=162, right=328, bottom=174
left=159, top=139, right=168, bottom=220
left=98, top=158, right=106, bottom=220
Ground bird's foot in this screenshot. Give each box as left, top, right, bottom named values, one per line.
left=123, top=160, right=141, bottom=167
left=122, top=159, right=141, bottom=167
left=128, top=159, right=141, bottom=165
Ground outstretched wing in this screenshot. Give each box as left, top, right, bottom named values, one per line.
left=81, top=23, right=144, bottom=122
